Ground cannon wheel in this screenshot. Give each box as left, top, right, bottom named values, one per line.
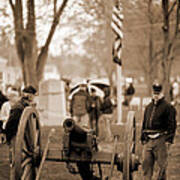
left=13, top=106, right=42, bottom=180
left=123, top=111, right=136, bottom=180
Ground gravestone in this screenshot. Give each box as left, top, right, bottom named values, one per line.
left=38, top=79, right=66, bottom=126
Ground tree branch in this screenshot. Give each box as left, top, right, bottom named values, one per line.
left=152, top=49, right=163, bottom=60
left=9, top=0, right=15, bottom=13
left=36, top=0, right=69, bottom=80
left=26, top=0, right=35, bottom=35
left=174, top=0, right=180, bottom=36
left=162, top=0, right=169, bottom=31
left=167, top=0, right=180, bottom=58
left=10, top=0, right=25, bottom=64
left=168, top=0, right=177, bottom=17
left=54, top=0, right=57, bottom=17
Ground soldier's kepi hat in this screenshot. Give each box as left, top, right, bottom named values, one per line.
left=22, top=85, right=37, bottom=95
left=152, top=83, right=162, bottom=94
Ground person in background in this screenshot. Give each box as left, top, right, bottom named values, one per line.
left=65, top=81, right=71, bottom=112
left=172, top=79, right=179, bottom=100
left=141, top=82, right=177, bottom=180
left=0, top=86, right=19, bottom=129
left=99, top=87, right=114, bottom=142
left=89, top=88, right=101, bottom=136
left=0, top=86, right=12, bottom=143
left=69, top=84, right=100, bottom=180
left=4, top=85, right=37, bottom=180
left=70, top=83, right=91, bottom=128
left=123, top=82, right=135, bottom=106
left=0, top=88, right=8, bottom=110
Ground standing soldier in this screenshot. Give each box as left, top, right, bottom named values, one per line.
left=69, top=84, right=100, bottom=180
left=70, top=83, right=91, bottom=128
left=123, top=81, right=135, bottom=106
left=0, top=88, right=8, bottom=110
left=89, top=88, right=101, bottom=136
left=4, top=85, right=37, bottom=180
left=141, top=82, right=177, bottom=180
left=0, top=86, right=19, bottom=135
left=99, top=87, right=114, bottom=142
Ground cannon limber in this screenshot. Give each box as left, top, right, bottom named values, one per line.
left=12, top=106, right=141, bottom=180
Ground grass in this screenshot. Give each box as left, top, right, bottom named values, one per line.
left=0, top=122, right=143, bottom=180
left=0, top=107, right=180, bottom=180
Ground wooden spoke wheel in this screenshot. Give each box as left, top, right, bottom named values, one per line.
left=13, top=107, right=42, bottom=180
left=123, top=111, right=136, bottom=180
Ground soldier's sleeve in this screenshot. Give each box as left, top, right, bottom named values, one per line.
left=141, top=107, right=147, bottom=143
left=166, top=105, right=177, bottom=143
left=86, top=94, right=92, bottom=113
left=5, top=106, right=23, bottom=143
left=70, top=95, right=74, bottom=116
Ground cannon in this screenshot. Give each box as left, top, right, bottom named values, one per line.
left=10, top=106, right=141, bottom=180
left=62, top=118, right=98, bottom=158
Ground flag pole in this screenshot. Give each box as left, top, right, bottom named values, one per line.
left=117, top=64, right=123, bottom=124
left=111, top=0, right=124, bottom=124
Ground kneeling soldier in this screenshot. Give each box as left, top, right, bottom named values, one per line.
left=141, top=82, right=177, bottom=180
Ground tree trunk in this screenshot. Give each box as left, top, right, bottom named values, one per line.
left=161, top=0, right=171, bottom=101
left=9, top=0, right=69, bottom=89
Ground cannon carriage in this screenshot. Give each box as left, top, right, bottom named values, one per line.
left=11, top=106, right=141, bottom=180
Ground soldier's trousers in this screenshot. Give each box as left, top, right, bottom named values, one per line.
left=76, top=162, right=93, bottom=180
left=142, top=136, right=168, bottom=180
left=73, top=114, right=90, bottom=129
left=9, top=137, right=16, bottom=180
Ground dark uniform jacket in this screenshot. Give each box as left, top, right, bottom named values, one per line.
left=0, top=91, right=8, bottom=110
left=100, top=95, right=113, bottom=114
left=5, top=97, right=30, bottom=143
left=70, top=90, right=91, bottom=116
left=89, top=95, right=101, bottom=120
left=125, top=84, right=135, bottom=96
left=141, top=97, right=177, bottom=144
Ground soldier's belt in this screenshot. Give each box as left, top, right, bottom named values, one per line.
left=147, top=133, right=161, bottom=139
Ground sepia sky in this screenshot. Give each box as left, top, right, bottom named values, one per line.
left=0, top=0, right=99, bottom=56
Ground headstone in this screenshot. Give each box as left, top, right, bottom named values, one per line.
left=129, top=96, right=141, bottom=110
left=38, top=79, right=66, bottom=126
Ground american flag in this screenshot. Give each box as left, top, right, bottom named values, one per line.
left=111, top=0, right=123, bottom=66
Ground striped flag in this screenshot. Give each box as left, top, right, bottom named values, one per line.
left=111, top=0, right=123, bottom=66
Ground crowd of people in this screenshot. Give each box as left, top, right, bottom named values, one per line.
left=0, top=80, right=177, bottom=180
left=69, top=83, right=117, bottom=180
left=70, top=83, right=116, bottom=142
left=69, top=81, right=177, bottom=180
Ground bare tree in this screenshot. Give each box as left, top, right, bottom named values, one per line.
left=161, top=0, right=180, bottom=100
left=8, top=0, right=68, bottom=89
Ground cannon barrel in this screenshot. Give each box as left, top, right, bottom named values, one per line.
left=63, top=118, right=87, bottom=143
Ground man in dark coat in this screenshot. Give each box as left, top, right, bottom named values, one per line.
left=123, top=82, right=135, bottom=106
left=141, top=82, right=177, bottom=180
left=0, top=89, right=8, bottom=131
left=89, top=88, right=101, bottom=136
left=5, top=85, right=37, bottom=143
left=4, top=85, right=37, bottom=180
left=70, top=84, right=100, bottom=180
left=0, top=90, right=8, bottom=110
left=99, top=88, right=114, bottom=142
